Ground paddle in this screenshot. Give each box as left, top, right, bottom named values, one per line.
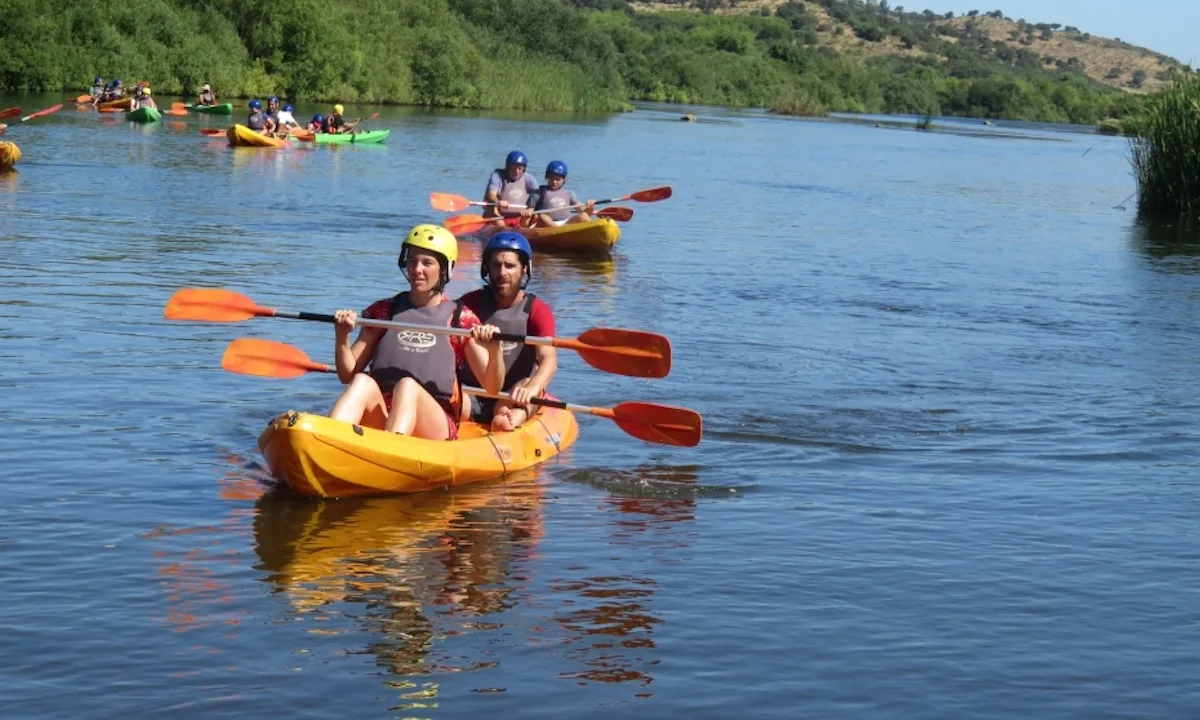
left=75, top=94, right=91, bottom=103
left=164, top=108, right=188, bottom=116
left=219, top=338, right=701, bottom=446
left=199, top=128, right=226, bottom=136
left=443, top=206, right=633, bottom=236
left=165, top=287, right=671, bottom=379
left=343, top=112, right=380, bottom=131
left=431, top=185, right=671, bottom=213
left=5, top=104, right=63, bottom=125
left=0, top=107, right=19, bottom=120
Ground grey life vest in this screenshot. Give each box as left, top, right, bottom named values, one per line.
left=370, top=293, right=462, bottom=401
left=458, top=292, right=537, bottom=391
left=248, top=111, right=266, bottom=131
left=495, top=169, right=530, bottom=216
left=535, top=186, right=574, bottom=221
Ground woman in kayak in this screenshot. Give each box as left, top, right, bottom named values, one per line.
left=277, top=104, right=300, bottom=134
left=483, top=150, right=539, bottom=226
left=306, top=114, right=325, bottom=133
left=457, top=232, right=557, bottom=432
left=326, top=104, right=347, bottom=133
left=90, top=76, right=105, bottom=99
left=131, top=86, right=157, bottom=111
left=246, top=100, right=268, bottom=133
left=197, top=84, right=216, bottom=106
left=330, top=224, right=506, bottom=439
left=523, top=161, right=596, bottom=228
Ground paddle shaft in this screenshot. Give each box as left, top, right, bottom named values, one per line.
left=461, top=387, right=613, bottom=417
left=270, top=309, right=557, bottom=348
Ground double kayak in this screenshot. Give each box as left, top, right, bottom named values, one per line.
left=291, top=129, right=391, bottom=145
left=187, top=103, right=233, bottom=115
left=126, top=106, right=161, bottom=124
left=257, top=406, right=579, bottom=498
left=97, top=97, right=133, bottom=111
left=227, top=124, right=287, bottom=148
left=482, top=217, right=621, bottom=254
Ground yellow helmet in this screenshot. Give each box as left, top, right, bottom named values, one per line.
left=400, top=224, right=457, bottom=285
left=142, top=87, right=151, bottom=96
left=333, top=104, right=344, bottom=114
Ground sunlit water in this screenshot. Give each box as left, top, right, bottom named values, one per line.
left=2, top=95, right=1199, bottom=718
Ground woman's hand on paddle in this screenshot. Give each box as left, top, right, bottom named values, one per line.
left=471, top=323, right=502, bottom=348
left=334, top=309, right=358, bottom=338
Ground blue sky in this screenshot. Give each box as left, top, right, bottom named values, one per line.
left=916, top=0, right=1198, bottom=65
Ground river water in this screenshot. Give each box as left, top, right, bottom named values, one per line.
left=2, top=95, right=1199, bottom=718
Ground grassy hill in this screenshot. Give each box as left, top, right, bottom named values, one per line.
left=627, top=0, right=1189, bottom=94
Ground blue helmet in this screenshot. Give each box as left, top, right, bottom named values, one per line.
left=94, top=75, right=103, bottom=84
left=249, top=99, right=262, bottom=110
left=268, top=95, right=280, bottom=104
left=505, top=150, right=527, bottom=168
left=545, top=160, right=567, bottom=179
left=283, top=104, right=294, bottom=113
left=312, top=113, right=325, bottom=124
left=482, top=231, right=533, bottom=288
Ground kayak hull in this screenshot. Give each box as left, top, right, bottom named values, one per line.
left=257, top=407, right=579, bottom=498
left=97, top=97, right=132, bottom=111
left=314, top=129, right=390, bottom=144
left=483, top=218, right=621, bottom=254
left=0, top=141, right=20, bottom=172
left=227, top=123, right=287, bottom=148
left=190, top=103, right=233, bottom=115
left=126, top=107, right=161, bottom=124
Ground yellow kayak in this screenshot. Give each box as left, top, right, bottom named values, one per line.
left=519, top=218, right=621, bottom=254
left=227, top=123, right=287, bottom=148
left=257, top=406, right=579, bottom=498
left=0, top=141, right=20, bottom=172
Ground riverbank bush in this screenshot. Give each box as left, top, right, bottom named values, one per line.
left=1130, top=75, right=1200, bottom=217
left=0, top=0, right=1154, bottom=121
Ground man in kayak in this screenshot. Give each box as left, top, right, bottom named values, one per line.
left=330, top=224, right=506, bottom=439
left=197, top=84, right=216, bottom=107
left=92, top=78, right=122, bottom=106
left=277, top=104, right=300, bottom=133
left=306, top=114, right=325, bottom=133
left=483, top=151, right=539, bottom=226
left=131, top=86, right=157, bottom=111
left=457, top=232, right=557, bottom=432
left=326, top=104, right=347, bottom=134
left=524, top=160, right=596, bottom=228
left=90, top=76, right=105, bottom=99
left=263, top=96, right=282, bottom=135
left=246, top=100, right=268, bottom=133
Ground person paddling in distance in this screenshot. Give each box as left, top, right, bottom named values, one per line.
left=306, top=113, right=326, bottom=133
left=522, top=160, right=596, bottom=228
left=329, top=224, right=507, bottom=439
left=197, top=84, right=216, bottom=107
left=246, top=99, right=268, bottom=133
left=277, top=104, right=300, bottom=134
left=483, top=150, right=539, bottom=226
left=263, top=95, right=282, bottom=136
left=457, top=232, right=557, bottom=431
left=90, top=76, right=105, bottom=99
left=131, top=86, right=157, bottom=111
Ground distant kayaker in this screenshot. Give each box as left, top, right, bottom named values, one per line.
left=457, top=232, right=557, bottom=432
left=329, top=224, right=506, bottom=439
left=90, top=76, right=105, bottom=99
left=326, top=104, right=347, bottom=134
left=132, top=86, right=157, bottom=111
left=277, top=104, right=300, bottom=133
left=93, top=78, right=122, bottom=106
left=246, top=100, right=268, bottom=133
left=306, top=114, right=325, bottom=133
left=197, top=84, right=216, bottom=107
left=264, top=96, right=282, bottom=135
left=523, top=161, right=596, bottom=227
left=483, top=150, right=539, bottom=226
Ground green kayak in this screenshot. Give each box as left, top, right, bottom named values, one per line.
left=187, top=103, right=234, bottom=115
left=308, top=129, right=390, bottom=145
left=126, top=107, right=162, bottom=124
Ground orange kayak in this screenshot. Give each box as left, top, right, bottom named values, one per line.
left=227, top=123, right=287, bottom=148
left=97, top=97, right=133, bottom=111
left=257, top=406, right=579, bottom=498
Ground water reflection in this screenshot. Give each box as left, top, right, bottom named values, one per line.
left=1131, top=216, right=1200, bottom=269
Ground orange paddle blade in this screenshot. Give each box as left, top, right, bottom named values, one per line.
left=164, top=288, right=274, bottom=322
left=598, top=207, right=634, bottom=221
left=628, top=186, right=672, bottom=203
left=222, top=338, right=330, bottom=379
left=164, top=108, right=188, bottom=116
left=0, top=107, right=19, bottom=120
left=444, top=214, right=490, bottom=235
left=98, top=107, right=123, bottom=114
left=557, top=328, right=671, bottom=379
left=75, top=94, right=91, bottom=103
left=287, top=128, right=315, bottom=142
left=171, top=102, right=188, bottom=108
left=199, top=128, right=225, bottom=136
left=431, top=192, right=472, bottom=212
left=22, top=104, right=62, bottom=122
left=608, top=402, right=703, bottom=447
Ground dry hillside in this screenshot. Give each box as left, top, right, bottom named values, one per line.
left=631, top=0, right=1187, bottom=93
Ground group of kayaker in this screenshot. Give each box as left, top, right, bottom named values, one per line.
left=330, top=224, right=555, bottom=439
left=484, top=150, right=596, bottom=228
left=241, top=98, right=362, bottom=138
left=90, top=77, right=124, bottom=106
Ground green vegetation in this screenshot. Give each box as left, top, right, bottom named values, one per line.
left=1130, top=75, right=1200, bottom=217
left=0, top=0, right=1158, bottom=121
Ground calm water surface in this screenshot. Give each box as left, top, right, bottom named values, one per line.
left=2, top=96, right=1200, bottom=718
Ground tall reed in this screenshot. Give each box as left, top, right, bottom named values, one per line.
left=1130, top=75, right=1200, bottom=217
